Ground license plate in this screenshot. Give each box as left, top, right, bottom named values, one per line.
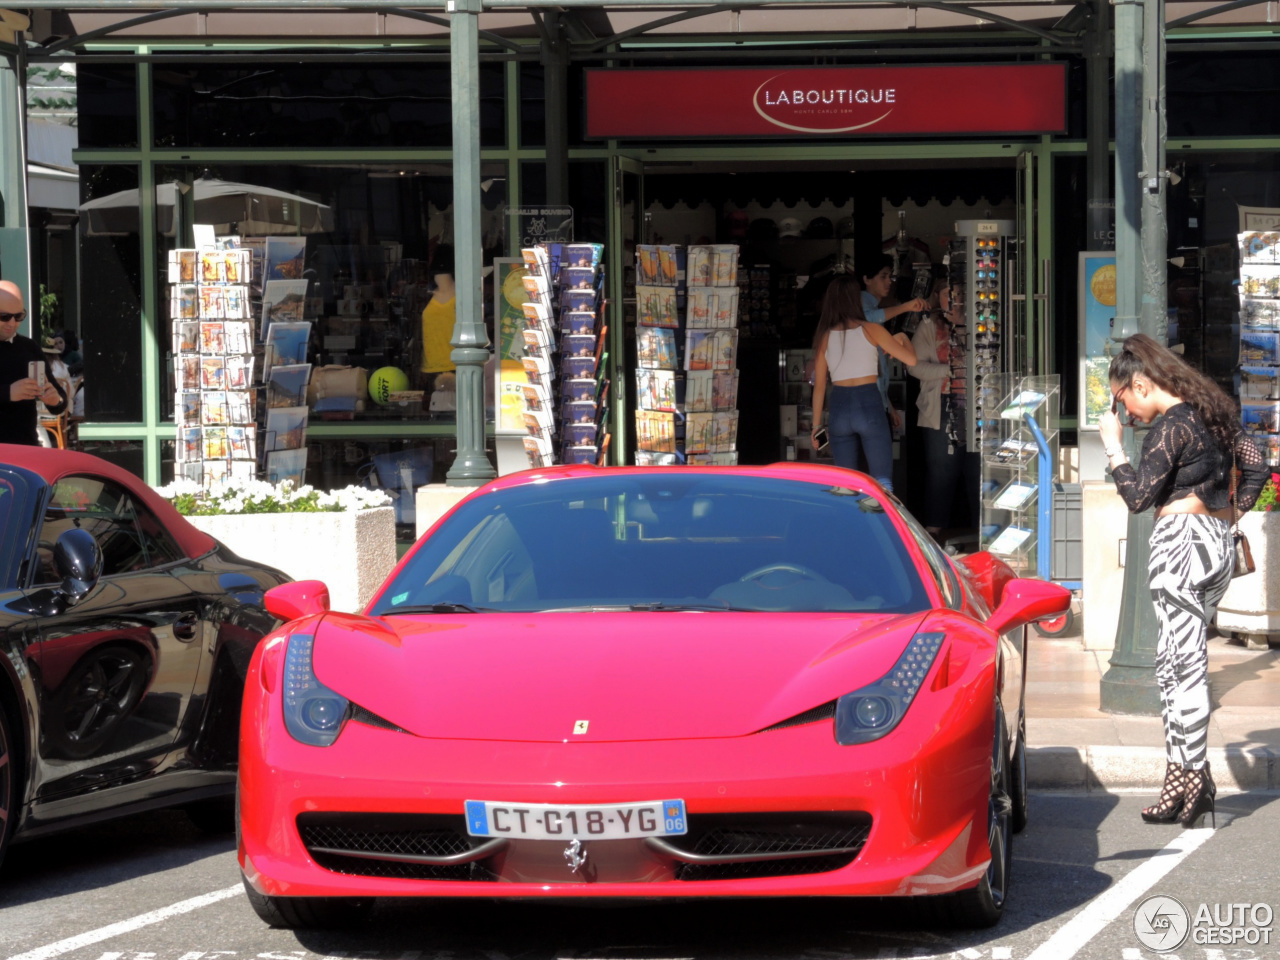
left=465, top=799, right=687, bottom=840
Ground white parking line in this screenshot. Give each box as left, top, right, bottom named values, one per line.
left=4, top=885, right=243, bottom=960
left=1023, top=827, right=1216, bottom=960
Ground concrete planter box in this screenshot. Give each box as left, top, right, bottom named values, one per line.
left=187, top=506, right=396, bottom=613
left=1217, top=510, right=1280, bottom=641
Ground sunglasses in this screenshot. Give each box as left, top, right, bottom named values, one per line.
left=1111, top=385, right=1139, bottom=426
left=0, top=311, right=25, bottom=323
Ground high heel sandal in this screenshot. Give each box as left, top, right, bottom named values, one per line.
left=1177, top=764, right=1217, bottom=828
left=1142, top=763, right=1189, bottom=823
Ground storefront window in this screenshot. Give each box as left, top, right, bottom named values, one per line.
left=75, top=63, right=138, bottom=149
left=152, top=63, right=506, bottom=149
left=79, top=165, right=144, bottom=423
left=152, top=161, right=507, bottom=425
left=1169, top=54, right=1280, bottom=138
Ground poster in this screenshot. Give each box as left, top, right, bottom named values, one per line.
left=1077, top=252, right=1118, bottom=430
left=495, top=258, right=531, bottom=435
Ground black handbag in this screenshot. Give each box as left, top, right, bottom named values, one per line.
left=1231, top=445, right=1256, bottom=578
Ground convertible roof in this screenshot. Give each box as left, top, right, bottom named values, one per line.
left=0, top=444, right=217, bottom=559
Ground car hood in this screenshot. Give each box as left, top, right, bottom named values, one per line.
left=312, top=610, right=931, bottom=742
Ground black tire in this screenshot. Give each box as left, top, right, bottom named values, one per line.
left=1010, top=710, right=1029, bottom=834
left=185, top=796, right=235, bottom=834
left=921, top=705, right=1012, bottom=929
left=1032, top=607, right=1074, bottom=638
left=0, top=703, right=15, bottom=874
left=241, top=874, right=373, bottom=929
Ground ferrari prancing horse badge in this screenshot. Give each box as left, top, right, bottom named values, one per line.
left=573, top=720, right=589, bottom=734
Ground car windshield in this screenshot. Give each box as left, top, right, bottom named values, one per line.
left=370, top=473, right=930, bottom=615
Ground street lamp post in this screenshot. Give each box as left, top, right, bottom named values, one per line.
left=1100, top=0, right=1167, bottom=714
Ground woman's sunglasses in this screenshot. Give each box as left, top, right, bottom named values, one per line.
left=1111, top=386, right=1139, bottom=426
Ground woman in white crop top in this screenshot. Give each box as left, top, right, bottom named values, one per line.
left=810, top=275, right=917, bottom=490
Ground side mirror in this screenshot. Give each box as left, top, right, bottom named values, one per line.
left=54, top=528, right=102, bottom=607
left=265, top=580, right=331, bottom=622
left=958, top=551, right=1017, bottom=612
left=986, top=578, right=1072, bottom=636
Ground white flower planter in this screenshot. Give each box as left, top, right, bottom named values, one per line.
left=1216, top=510, right=1280, bottom=640
left=187, top=506, right=396, bottom=613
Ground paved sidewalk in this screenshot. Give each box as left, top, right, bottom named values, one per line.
left=1024, top=625, right=1280, bottom=791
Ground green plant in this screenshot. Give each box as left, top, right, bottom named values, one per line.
left=1252, top=473, right=1280, bottom=512
left=37, top=284, right=58, bottom=343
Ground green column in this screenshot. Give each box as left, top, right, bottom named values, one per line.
left=0, top=46, right=31, bottom=312
left=1100, top=0, right=1162, bottom=715
left=446, top=0, right=497, bottom=486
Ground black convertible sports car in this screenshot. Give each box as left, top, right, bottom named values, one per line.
left=0, top=445, right=288, bottom=873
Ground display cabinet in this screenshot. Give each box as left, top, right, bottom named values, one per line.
left=978, top=373, right=1060, bottom=576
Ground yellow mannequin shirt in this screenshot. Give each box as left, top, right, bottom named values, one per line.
left=421, top=296, right=457, bottom=373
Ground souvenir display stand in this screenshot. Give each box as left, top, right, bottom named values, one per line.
left=977, top=373, right=1060, bottom=576
left=519, top=242, right=610, bottom=467
left=634, top=243, right=741, bottom=465
left=1238, top=231, right=1280, bottom=467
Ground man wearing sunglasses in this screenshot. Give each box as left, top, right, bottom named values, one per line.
left=0, top=280, right=66, bottom=445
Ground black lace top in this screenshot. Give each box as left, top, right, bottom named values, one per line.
left=1112, top=403, right=1268, bottom=513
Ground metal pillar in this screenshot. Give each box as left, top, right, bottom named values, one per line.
left=1086, top=0, right=1114, bottom=250
left=541, top=12, right=570, bottom=207
left=0, top=39, right=32, bottom=313
left=1101, top=0, right=1164, bottom=715
left=446, top=0, right=497, bottom=486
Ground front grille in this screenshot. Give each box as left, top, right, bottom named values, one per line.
left=297, top=813, right=491, bottom=882
left=666, top=812, right=871, bottom=881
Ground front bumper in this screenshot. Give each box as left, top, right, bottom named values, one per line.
left=239, top=670, right=994, bottom=899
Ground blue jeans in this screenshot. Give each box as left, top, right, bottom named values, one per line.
left=828, top=383, right=893, bottom=490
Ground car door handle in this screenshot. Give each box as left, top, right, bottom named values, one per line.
left=173, top=613, right=199, bottom=641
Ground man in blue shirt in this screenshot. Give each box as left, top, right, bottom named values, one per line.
left=859, top=255, right=928, bottom=431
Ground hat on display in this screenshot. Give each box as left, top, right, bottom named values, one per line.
left=747, top=217, right=780, bottom=243
left=836, top=216, right=856, bottom=239
left=778, top=216, right=804, bottom=238
left=805, top=216, right=834, bottom=239
left=41, top=336, right=59, bottom=354
left=726, top=210, right=750, bottom=238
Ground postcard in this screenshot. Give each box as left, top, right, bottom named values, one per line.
left=712, top=370, right=739, bottom=410
left=177, top=354, right=199, bottom=392
left=563, top=421, right=598, bottom=446
left=200, top=250, right=224, bottom=284
left=562, top=309, right=597, bottom=337
left=266, top=405, right=309, bottom=451
left=224, top=249, right=251, bottom=285
left=685, top=371, right=714, bottom=412
left=687, top=289, right=715, bottom=329
left=636, top=245, right=661, bottom=285
left=1241, top=331, right=1280, bottom=365
left=712, top=289, right=739, bottom=329
left=262, top=280, right=309, bottom=326
left=565, top=243, right=603, bottom=268
left=1241, top=232, right=1280, bottom=264
left=178, top=426, right=201, bottom=462
left=989, top=525, right=1034, bottom=556
left=1242, top=265, right=1280, bottom=298
left=198, top=286, right=225, bottom=320
left=636, top=369, right=677, bottom=412
left=637, top=286, right=679, bottom=329
left=227, top=390, right=254, bottom=425
left=200, top=356, right=226, bottom=390
left=521, top=381, right=550, bottom=411
left=562, top=354, right=596, bottom=380
left=179, top=392, right=202, bottom=426
left=564, top=378, right=597, bottom=403
left=635, top=410, right=678, bottom=453
left=524, top=410, right=554, bottom=437
left=1242, top=402, right=1280, bottom=435
left=264, top=237, right=307, bottom=282
left=638, top=327, right=678, bottom=369
left=1242, top=298, right=1280, bottom=330
left=687, top=246, right=713, bottom=288
left=685, top=329, right=737, bottom=372
left=224, top=320, right=253, bottom=356
left=199, top=321, right=226, bottom=355
left=657, top=245, right=680, bottom=287
left=993, top=480, right=1038, bottom=511
left=1242, top=366, right=1280, bottom=401
left=564, top=400, right=598, bottom=426
left=223, top=286, right=250, bottom=320
left=522, top=434, right=553, bottom=469
left=712, top=245, right=738, bottom=287
left=204, top=459, right=230, bottom=483
left=225, top=355, right=253, bottom=390
left=685, top=412, right=713, bottom=454
left=563, top=266, right=597, bottom=291
left=1000, top=390, right=1047, bottom=420
left=560, top=288, right=597, bottom=313
left=230, top=460, right=256, bottom=482
left=202, top=426, right=229, bottom=461
left=175, top=320, right=199, bottom=355
left=264, top=321, right=312, bottom=373
left=266, top=448, right=308, bottom=488
left=200, top=391, right=228, bottom=426
left=561, top=333, right=597, bottom=360
left=171, top=285, right=198, bottom=320
left=635, top=450, right=682, bottom=466
left=561, top=444, right=598, bottom=466
left=268, top=364, right=312, bottom=408
left=711, top=411, right=738, bottom=452
left=168, top=249, right=198, bottom=284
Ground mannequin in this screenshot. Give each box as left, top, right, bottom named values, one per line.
left=420, top=245, right=457, bottom=387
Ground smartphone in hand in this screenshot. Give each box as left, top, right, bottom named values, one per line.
left=813, top=425, right=830, bottom=452
left=28, top=360, right=45, bottom=389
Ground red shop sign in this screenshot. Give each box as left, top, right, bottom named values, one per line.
left=585, top=65, right=1067, bottom=139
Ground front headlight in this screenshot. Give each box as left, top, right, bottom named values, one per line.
left=835, top=631, right=945, bottom=745
left=282, top=633, right=350, bottom=747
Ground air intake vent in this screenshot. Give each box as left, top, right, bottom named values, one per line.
left=757, top=700, right=837, bottom=733
left=350, top=703, right=408, bottom=733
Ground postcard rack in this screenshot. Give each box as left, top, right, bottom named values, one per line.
left=518, top=242, right=610, bottom=467
left=633, top=243, right=741, bottom=465
left=977, top=373, right=1060, bottom=576
left=1238, top=231, right=1280, bottom=467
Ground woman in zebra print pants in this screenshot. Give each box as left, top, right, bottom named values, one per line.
left=1099, top=335, right=1268, bottom=828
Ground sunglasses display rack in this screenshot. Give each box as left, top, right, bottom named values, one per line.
left=634, top=244, right=740, bottom=465
left=1237, top=231, right=1280, bottom=467
left=518, top=242, right=611, bottom=468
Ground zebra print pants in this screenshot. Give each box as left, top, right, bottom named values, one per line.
left=1148, top=513, right=1233, bottom=771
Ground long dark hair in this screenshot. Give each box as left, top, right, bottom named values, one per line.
left=1109, top=333, right=1239, bottom=451
left=812, top=274, right=865, bottom=353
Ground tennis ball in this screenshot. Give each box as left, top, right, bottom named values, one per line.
left=369, top=366, right=409, bottom=406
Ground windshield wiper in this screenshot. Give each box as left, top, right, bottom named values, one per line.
left=627, top=601, right=748, bottom=612
left=382, top=602, right=498, bottom=614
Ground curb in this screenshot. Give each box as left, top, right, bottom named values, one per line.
left=1028, top=745, right=1279, bottom=791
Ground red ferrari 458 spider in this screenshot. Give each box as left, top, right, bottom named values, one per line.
left=238, top=464, right=1069, bottom=929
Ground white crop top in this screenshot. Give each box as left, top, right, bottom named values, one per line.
left=825, top=325, right=879, bottom=381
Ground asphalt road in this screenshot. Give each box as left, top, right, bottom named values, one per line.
left=2, top=793, right=1279, bottom=960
